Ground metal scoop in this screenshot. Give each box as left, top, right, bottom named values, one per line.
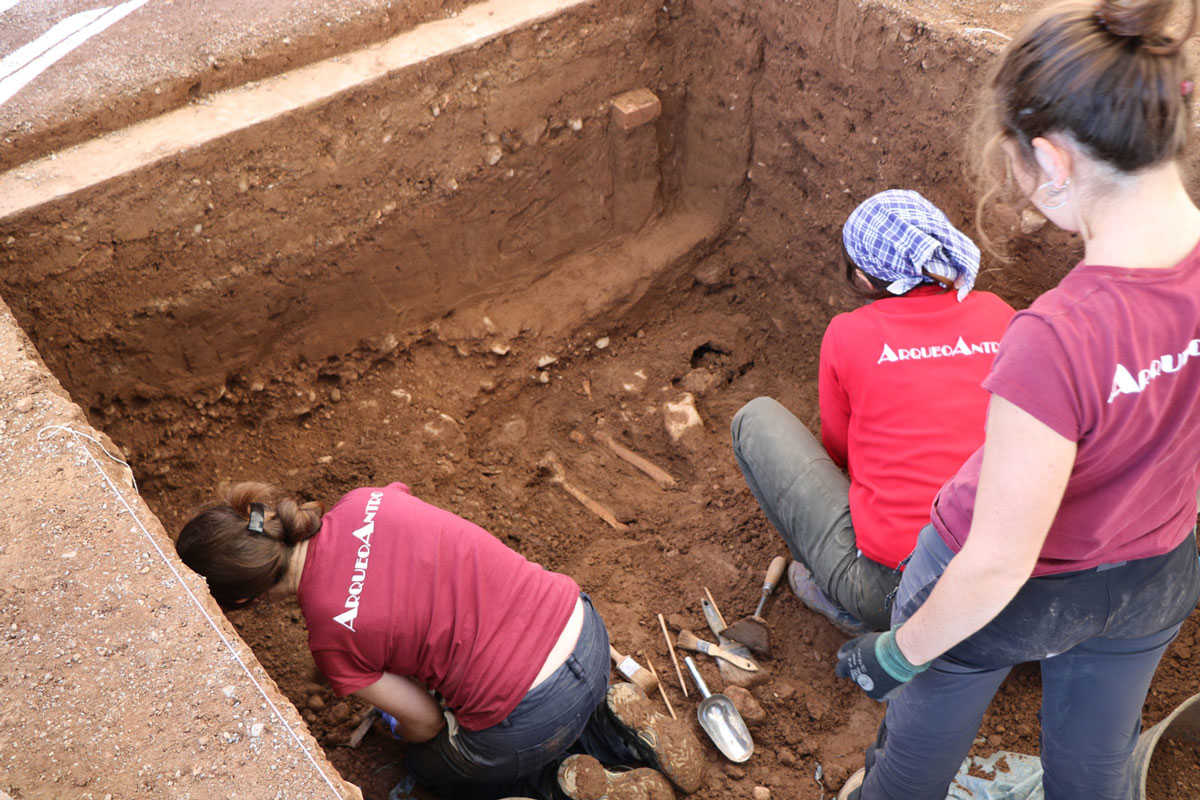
left=684, top=656, right=754, bottom=763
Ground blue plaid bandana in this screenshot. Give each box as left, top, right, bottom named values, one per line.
left=842, top=189, right=980, bottom=301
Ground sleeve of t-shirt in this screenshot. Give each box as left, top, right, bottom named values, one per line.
left=311, top=645, right=384, bottom=697
left=981, top=313, right=1083, bottom=442
left=818, top=320, right=851, bottom=468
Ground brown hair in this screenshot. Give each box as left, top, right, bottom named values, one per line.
left=176, top=482, right=324, bottom=609
left=974, top=0, right=1198, bottom=250
left=841, top=242, right=895, bottom=299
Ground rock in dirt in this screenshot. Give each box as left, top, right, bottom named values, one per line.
left=680, top=367, right=719, bottom=395
left=824, top=763, right=850, bottom=790
left=621, top=369, right=648, bottom=394
left=424, top=414, right=465, bottom=443
left=772, top=679, right=797, bottom=701
left=723, top=764, right=746, bottom=780
left=752, top=787, right=771, bottom=800
left=725, top=685, right=765, bottom=726
left=496, top=417, right=528, bottom=447
left=693, top=260, right=733, bottom=291
left=1020, top=207, right=1047, bottom=235
left=307, top=694, right=325, bottom=711
left=805, top=693, right=831, bottom=721
left=663, top=393, right=703, bottom=443
left=595, top=336, right=610, bottom=350
left=777, top=748, right=797, bottom=768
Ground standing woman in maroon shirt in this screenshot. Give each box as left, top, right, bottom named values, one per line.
left=835, top=2, right=1200, bottom=798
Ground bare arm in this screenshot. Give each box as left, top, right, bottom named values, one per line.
left=894, top=395, right=1077, bottom=665
left=353, top=673, right=446, bottom=743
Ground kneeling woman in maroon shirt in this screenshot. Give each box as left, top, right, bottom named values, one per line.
left=176, top=481, right=704, bottom=800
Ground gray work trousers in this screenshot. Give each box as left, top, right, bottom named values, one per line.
left=730, top=396, right=900, bottom=631
left=862, top=525, right=1200, bottom=800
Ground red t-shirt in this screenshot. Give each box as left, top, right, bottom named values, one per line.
left=297, top=483, right=579, bottom=730
left=820, top=286, right=1015, bottom=568
left=934, top=245, right=1200, bottom=574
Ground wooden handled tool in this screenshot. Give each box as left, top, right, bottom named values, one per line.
left=676, top=629, right=759, bottom=672
left=644, top=656, right=676, bottom=719
left=702, top=589, right=769, bottom=688
left=658, top=613, right=688, bottom=697
left=723, top=555, right=788, bottom=657
left=610, top=645, right=658, bottom=692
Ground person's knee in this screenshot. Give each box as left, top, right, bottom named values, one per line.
left=730, top=396, right=779, bottom=451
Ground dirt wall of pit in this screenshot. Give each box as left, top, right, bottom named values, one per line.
left=0, top=295, right=360, bottom=800
left=681, top=0, right=1200, bottom=313
left=0, top=0, right=477, bottom=171
left=0, top=0, right=758, bottom=428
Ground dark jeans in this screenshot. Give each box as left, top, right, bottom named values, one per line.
left=861, top=526, right=1200, bottom=800
left=405, top=593, right=610, bottom=800
left=731, top=396, right=900, bottom=630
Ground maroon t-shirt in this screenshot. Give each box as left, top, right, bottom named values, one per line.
left=934, top=244, right=1200, bottom=574
left=297, top=483, right=579, bottom=730
left=820, top=287, right=1014, bottom=567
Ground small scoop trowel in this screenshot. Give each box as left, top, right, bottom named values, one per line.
left=684, top=655, right=753, bottom=763
left=702, top=589, right=767, bottom=688
left=723, top=555, right=788, bottom=657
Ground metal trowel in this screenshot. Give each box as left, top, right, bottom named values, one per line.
left=684, top=656, right=754, bottom=763
left=701, top=589, right=768, bottom=688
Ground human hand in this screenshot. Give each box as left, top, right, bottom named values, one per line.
left=835, top=630, right=927, bottom=701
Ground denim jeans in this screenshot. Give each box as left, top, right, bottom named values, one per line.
left=860, top=526, right=1200, bottom=800
left=405, top=593, right=610, bottom=800
left=731, top=396, right=900, bottom=630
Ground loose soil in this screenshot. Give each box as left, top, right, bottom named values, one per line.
left=1147, top=736, right=1200, bottom=800
left=7, top=0, right=1199, bottom=797
left=113, top=236, right=1200, bottom=799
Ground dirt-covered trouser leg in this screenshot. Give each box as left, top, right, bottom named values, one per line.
left=860, top=526, right=1199, bottom=800
left=404, top=593, right=610, bottom=800
left=730, top=396, right=898, bottom=630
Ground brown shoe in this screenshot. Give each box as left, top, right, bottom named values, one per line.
left=606, top=682, right=706, bottom=793
left=558, top=754, right=675, bottom=800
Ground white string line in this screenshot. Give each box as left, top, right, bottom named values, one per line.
left=961, top=26, right=1012, bottom=41
left=37, top=424, right=345, bottom=799
left=37, top=423, right=139, bottom=493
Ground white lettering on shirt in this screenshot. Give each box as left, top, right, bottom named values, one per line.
left=877, top=336, right=1000, bottom=365
left=332, top=491, right=385, bottom=632
left=1107, top=338, right=1200, bottom=403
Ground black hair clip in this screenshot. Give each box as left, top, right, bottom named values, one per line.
left=248, top=503, right=266, bottom=535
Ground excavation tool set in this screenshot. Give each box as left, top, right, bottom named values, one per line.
left=611, top=556, right=793, bottom=767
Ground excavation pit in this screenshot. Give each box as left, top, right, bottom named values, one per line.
left=2, top=1, right=1199, bottom=798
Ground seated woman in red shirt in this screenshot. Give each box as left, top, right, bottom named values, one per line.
left=731, top=190, right=1014, bottom=633
left=176, top=481, right=703, bottom=800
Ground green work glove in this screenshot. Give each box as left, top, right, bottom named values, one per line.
left=835, top=629, right=928, bottom=701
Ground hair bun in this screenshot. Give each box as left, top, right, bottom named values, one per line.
left=1096, top=0, right=1175, bottom=38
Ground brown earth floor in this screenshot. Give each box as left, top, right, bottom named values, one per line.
left=115, top=235, right=1200, bottom=800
